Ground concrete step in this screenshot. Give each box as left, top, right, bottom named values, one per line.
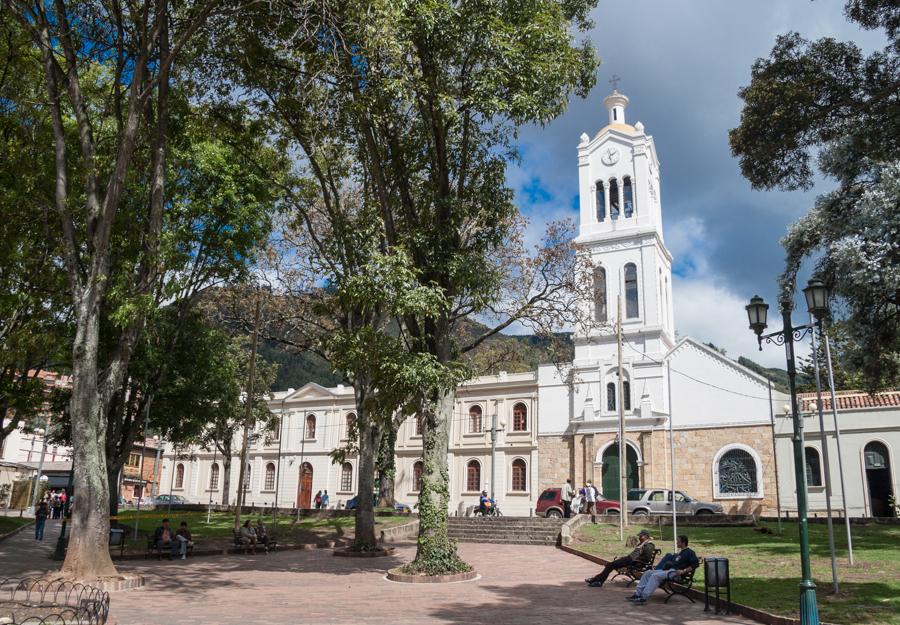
left=449, top=535, right=559, bottom=545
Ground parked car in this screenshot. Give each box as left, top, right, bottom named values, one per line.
left=345, top=494, right=377, bottom=510
left=152, top=494, right=187, bottom=506
left=393, top=502, right=413, bottom=514
left=626, top=488, right=723, bottom=516
left=535, top=487, right=620, bottom=518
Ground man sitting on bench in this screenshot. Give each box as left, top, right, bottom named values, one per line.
left=585, top=530, right=655, bottom=588
left=153, top=518, right=177, bottom=557
left=628, top=535, right=699, bottom=604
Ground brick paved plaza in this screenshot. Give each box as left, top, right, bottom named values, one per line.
left=105, top=543, right=755, bottom=625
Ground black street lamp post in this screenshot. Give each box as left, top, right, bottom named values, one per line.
left=746, top=285, right=821, bottom=625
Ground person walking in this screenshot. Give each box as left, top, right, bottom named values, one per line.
left=321, top=490, right=329, bottom=509
left=561, top=479, right=574, bottom=518
left=34, top=501, right=49, bottom=540
left=584, top=481, right=597, bottom=515
left=314, top=490, right=322, bottom=510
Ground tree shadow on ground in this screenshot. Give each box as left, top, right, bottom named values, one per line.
left=424, top=579, right=750, bottom=625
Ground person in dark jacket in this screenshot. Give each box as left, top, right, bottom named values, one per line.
left=153, top=518, right=176, bottom=555
left=34, top=501, right=49, bottom=540
left=628, top=535, right=700, bottom=603
left=585, top=530, right=656, bottom=587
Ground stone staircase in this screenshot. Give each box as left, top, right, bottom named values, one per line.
left=447, top=516, right=565, bottom=546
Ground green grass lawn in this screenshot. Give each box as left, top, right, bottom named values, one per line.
left=574, top=520, right=900, bottom=625
left=0, top=515, right=32, bottom=535
left=111, top=510, right=410, bottom=554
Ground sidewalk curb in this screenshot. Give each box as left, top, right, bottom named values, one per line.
left=0, top=519, right=35, bottom=543
left=113, top=541, right=346, bottom=561
left=558, top=544, right=839, bottom=625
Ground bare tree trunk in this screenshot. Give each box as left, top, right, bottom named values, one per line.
left=107, top=466, right=121, bottom=519
left=377, top=424, right=397, bottom=507
left=221, top=452, right=232, bottom=506
left=353, top=381, right=380, bottom=549
left=410, top=388, right=469, bottom=574
left=62, top=293, right=117, bottom=579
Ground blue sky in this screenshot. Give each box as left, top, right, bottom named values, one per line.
left=507, top=0, right=888, bottom=367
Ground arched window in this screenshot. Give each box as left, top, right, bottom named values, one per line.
left=466, top=460, right=481, bottom=492
left=715, top=447, right=761, bottom=497
left=413, top=461, right=424, bottom=492
left=623, top=176, right=634, bottom=217
left=345, top=413, right=356, bottom=439
left=607, top=382, right=616, bottom=412
left=264, top=462, right=276, bottom=491
left=340, top=462, right=353, bottom=491
left=243, top=465, right=251, bottom=489
left=175, top=463, right=184, bottom=489
left=593, top=267, right=607, bottom=323
left=624, top=263, right=639, bottom=318
left=415, top=414, right=423, bottom=436
left=512, top=403, right=527, bottom=431
left=469, top=405, right=483, bottom=433
left=305, top=414, right=316, bottom=439
left=512, top=459, right=527, bottom=491
left=805, top=447, right=822, bottom=487
left=623, top=381, right=631, bottom=411
left=609, top=178, right=620, bottom=218
left=595, top=183, right=606, bottom=222
left=209, top=463, right=220, bottom=490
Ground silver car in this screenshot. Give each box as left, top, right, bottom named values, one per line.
left=626, top=488, right=724, bottom=515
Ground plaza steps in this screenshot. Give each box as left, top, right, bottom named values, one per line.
left=447, top=516, right=564, bottom=545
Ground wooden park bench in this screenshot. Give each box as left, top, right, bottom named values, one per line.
left=232, top=529, right=277, bottom=554
left=612, top=548, right=660, bottom=586
left=146, top=537, right=195, bottom=560
left=661, top=563, right=699, bottom=603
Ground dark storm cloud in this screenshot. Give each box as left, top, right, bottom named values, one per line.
left=510, top=0, right=887, bottom=364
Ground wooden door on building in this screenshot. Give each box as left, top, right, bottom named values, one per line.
left=297, top=463, right=313, bottom=509
left=601, top=443, right=639, bottom=502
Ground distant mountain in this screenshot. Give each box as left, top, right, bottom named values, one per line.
left=736, top=356, right=807, bottom=393
left=261, top=320, right=574, bottom=392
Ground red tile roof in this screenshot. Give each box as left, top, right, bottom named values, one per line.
left=798, top=390, right=900, bottom=412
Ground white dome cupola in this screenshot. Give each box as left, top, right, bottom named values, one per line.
left=604, top=90, right=629, bottom=125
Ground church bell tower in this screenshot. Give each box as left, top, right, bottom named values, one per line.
left=574, top=88, right=675, bottom=365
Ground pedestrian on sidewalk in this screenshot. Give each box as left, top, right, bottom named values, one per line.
left=561, top=479, right=574, bottom=518
left=34, top=501, right=48, bottom=540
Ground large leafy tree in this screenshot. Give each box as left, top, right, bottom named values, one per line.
left=255, top=0, right=600, bottom=574
left=4, top=0, right=260, bottom=580
left=730, top=0, right=900, bottom=390
left=0, top=15, right=70, bottom=455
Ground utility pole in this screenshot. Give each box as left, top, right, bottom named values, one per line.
left=822, top=328, right=854, bottom=565
left=809, top=314, right=838, bottom=593
left=235, top=296, right=262, bottom=531
left=768, top=380, right=783, bottom=535
left=29, top=414, right=52, bottom=511
left=617, top=294, right=626, bottom=540
left=667, top=363, right=676, bottom=551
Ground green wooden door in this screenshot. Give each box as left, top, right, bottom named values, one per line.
left=601, top=443, right=639, bottom=501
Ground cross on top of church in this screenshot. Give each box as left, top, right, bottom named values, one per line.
left=609, top=75, right=621, bottom=91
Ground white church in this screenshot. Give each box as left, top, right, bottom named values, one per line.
left=158, top=90, right=899, bottom=520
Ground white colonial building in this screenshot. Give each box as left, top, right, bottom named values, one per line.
left=158, top=89, right=897, bottom=519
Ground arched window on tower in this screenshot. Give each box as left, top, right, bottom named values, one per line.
left=209, top=463, right=219, bottom=490
left=609, top=178, right=620, bottom=219
left=511, top=459, right=527, bottom=491
left=595, top=183, right=606, bottom=222
left=623, top=381, right=631, bottom=411
left=623, top=176, right=634, bottom=217
left=512, top=403, right=527, bottom=431
left=593, top=267, right=607, bottom=322
left=305, top=414, right=316, bottom=439
left=607, top=382, right=616, bottom=412
left=624, top=263, right=639, bottom=318
left=264, top=462, right=276, bottom=491
left=175, top=463, right=184, bottom=489
left=340, top=462, right=353, bottom=491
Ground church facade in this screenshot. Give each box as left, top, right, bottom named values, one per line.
left=159, top=90, right=794, bottom=517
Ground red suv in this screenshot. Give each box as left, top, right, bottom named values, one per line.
left=535, top=487, right=621, bottom=518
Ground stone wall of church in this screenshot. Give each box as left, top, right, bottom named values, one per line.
left=537, top=435, right=573, bottom=492
left=671, top=424, right=777, bottom=515
left=540, top=424, right=778, bottom=515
